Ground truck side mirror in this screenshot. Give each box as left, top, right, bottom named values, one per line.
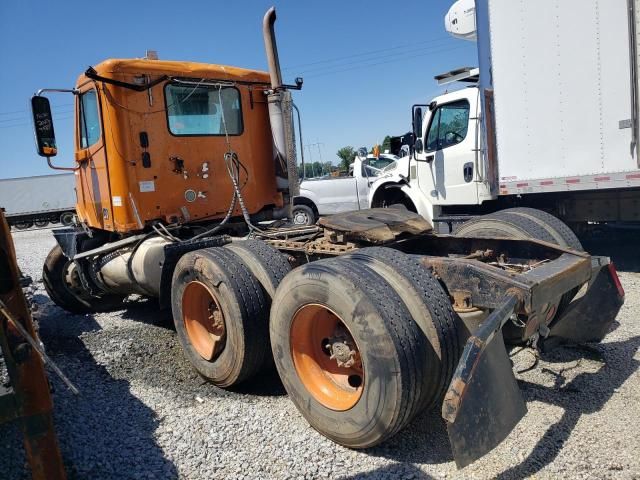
left=31, top=96, right=57, bottom=157
left=413, top=107, right=423, bottom=138
left=414, top=138, right=424, bottom=153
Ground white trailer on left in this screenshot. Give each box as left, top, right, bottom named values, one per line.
left=0, top=173, right=76, bottom=229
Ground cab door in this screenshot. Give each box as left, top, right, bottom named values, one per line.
left=415, top=91, right=479, bottom=205
left=74, top=86, right=113, bottom=230
left=356, top=160, right=376, bottom=209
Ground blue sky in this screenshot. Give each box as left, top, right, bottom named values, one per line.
left=0, top=0, right=477, bottom=179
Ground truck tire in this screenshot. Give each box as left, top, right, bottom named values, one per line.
left=455, top=213, right=557, bottom=243
left=224, top=239, right=291, bottom=299
left=171, top=247, right=269, bottom=387
left=490, top=207, right=582, bottom=251
left=455, top=208, right=582, bottom=328
left=13, top=221, right=33, bottom=230
left=60, top=212, right=75, bottom=226
left=346, top=247, right=459, bottom=411
left=224, top=239, right=292, bottom=371
left=43, top=245, right=125, bottom=314
left=291, top=204, right=316, bottom=226
left=34, top=220, right=49, bottom=228
left=270, top=256, right=428, bottom=448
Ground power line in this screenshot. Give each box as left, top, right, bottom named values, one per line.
left=0, top=113, right=74, bottom=130
left=295, top=40, right=453, bottom=76
left=0, top=107, right=74, bottom=124
left=282, top=36, right=451, bottom=72
left=304, top=45, right=467, bottom=79
left=0, top=103, right=74, bottom=117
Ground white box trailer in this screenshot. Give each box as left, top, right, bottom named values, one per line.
left=479, top=0, right=640, bottom=195
left=370, top=0, right=640, bottom=231
left=0, top=173, right=76, bottom=229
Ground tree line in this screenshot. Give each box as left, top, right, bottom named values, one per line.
left=299, top=136, right=392, bottom=179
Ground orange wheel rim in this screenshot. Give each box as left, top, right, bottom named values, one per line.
left=182, top=281, right=226, bottom=360
left=290, top=304, right=364, bottom=411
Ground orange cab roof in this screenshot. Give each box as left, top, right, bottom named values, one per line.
left=77, top=58, right=271, bottom=86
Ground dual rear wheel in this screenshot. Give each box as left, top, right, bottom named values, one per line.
left=171, top=240, right=291, bottom=387
left=173, top=240, right=459, bottom=448
left=270, top=249, right=459, bottom=447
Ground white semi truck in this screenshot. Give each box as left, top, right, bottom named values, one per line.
left=370, top=0, right=640, bottom=233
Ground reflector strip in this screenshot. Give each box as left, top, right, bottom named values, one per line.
left=608, top=263, right=625, bottom=298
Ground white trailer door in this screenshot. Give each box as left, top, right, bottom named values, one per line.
left=487, top=0, right=639, bottom=187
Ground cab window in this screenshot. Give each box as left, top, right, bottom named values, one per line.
left=165, top=84, right=243, bottom=136
left=79, top=89, right=101, bottom=149
left=425, top=100, right=470, bottom=152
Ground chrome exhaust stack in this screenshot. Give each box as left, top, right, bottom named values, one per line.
left=263, top=7, right=300, bottom=215
left=263, top=7, right=283, bottom=90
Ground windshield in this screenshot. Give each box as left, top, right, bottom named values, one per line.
left=362, top=155, right=398, bottom=177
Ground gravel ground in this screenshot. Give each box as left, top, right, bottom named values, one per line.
left=1, top=228, right=639, bottom=479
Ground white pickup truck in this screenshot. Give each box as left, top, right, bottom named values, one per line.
left=292, top=153, right=400, bottom=225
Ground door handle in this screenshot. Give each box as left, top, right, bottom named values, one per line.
left=463, top=162, right=474, bottom=182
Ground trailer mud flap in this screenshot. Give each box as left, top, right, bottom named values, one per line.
left=544, top=261, right=625, bottom=349
left=442, top=294, right=527, bottom=468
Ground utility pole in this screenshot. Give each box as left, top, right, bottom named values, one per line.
left=305, top=144, right=314, bottom=177
left=306, top=141, right=325, bottom=175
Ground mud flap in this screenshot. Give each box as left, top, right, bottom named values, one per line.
left=442, top=295, right=527, bottom=468
left=543, top=261, right=625, bottom=349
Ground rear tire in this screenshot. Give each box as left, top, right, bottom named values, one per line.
left=346, top=247, right=459, bottom=411
left=455, top=212, right=557, bottom=243
left=455, top=208, right=583, bottom=330
left=43, top=245, right=125, bottom=314
left=224, top=239, right=291, bottom=299
left=34, top=220, right=49, bottom=228
left=490, top=207, right=582, bottom=251
left=13, top=221, right=33, bottom=230
left=270, top=256, right=429, bottom=448
left=171, top=247, right=269, bottom=387
left=60, top=212, right=75, bottom=226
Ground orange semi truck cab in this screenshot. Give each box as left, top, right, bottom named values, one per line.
left=63, top=59, right=287, bottom=233
left=29, top=7, right=301, bottom=309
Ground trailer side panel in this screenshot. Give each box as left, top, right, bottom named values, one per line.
left=0, top=174, right=75, bottom=217
left=485, top=0, right=639, bottom=190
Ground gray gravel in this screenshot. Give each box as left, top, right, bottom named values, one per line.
left=1, top=228, right=639, bottom=479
